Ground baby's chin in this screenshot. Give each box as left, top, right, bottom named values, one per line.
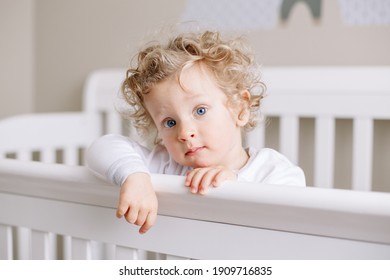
left=186, top=161, right=216, bottom=169
left=175, top=153, right=219, bottom=169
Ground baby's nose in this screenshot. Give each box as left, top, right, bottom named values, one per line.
left=178, top=125, right=196, bottom=142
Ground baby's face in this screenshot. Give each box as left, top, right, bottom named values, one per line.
left=144, top=63, right=249, bottom=170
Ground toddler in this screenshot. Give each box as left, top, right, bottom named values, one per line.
left=86, top=31, right=305, bottom=234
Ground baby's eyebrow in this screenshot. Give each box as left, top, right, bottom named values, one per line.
left=153, top=110, right=169, bottom=121
left=187, top=93, right=210, bottom=103
left=148, top=105, right=169, bottom=121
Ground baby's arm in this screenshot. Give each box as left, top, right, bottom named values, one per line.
left=86, top=134, right=158, bottom=234
left=185, top=167, right=237, bottom=195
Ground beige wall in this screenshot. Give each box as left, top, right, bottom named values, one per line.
left=2, top=0, right=389, bottom=114
left=0, top=0, right=34, bottom=119
left=250, top=1, right=390, bottom=66
left=35, top=0, right=187, bottom=112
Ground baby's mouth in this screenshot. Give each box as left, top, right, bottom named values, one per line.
left=185, top=146, right=205, bottom=156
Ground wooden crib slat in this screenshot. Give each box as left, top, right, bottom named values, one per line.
left=31, top=230, right=50, bottom=259
left=15, top=227, right=31, bottom=259
left=100, top=243, right=116, bottom=260
left=62, top=235, right=72, bottom=260
left=352, top=118, right=373, bottom=191
left=17, top=150, right=32, bottom=161
left=115, top=246, right=138, bottom=260
left=40, top=148, right=56, bottom=164
left=63, top=146, right=79, bottom=165
left=314, top=117, right=335, bottom=188
left=280, top=116, right=299, bottom=164
left=71, top=237, right=92, bottom=260
left=0, top=225, right=13, bottom=260
left=244, top=124, right=265, bottom=150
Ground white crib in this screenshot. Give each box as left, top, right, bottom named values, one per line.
left=0, top=67, right=390, bottom=260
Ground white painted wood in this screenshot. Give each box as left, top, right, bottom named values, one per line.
left=47, top=232, right=57, bottom=259
left=17, top=150, right=31, bottom=161
left=0, top=190, right=389, bottom=259
left=0, top=224, right=13, bottom=259
left=40, top=147, right=56, bottom=164
left=82, top=69, right=124, bottom=113
left=1, top=160, right=390, bottom=259
left=71, top=237, right=92, bottom=260
left=15, top=227, right=31, bottom=260
left=262, top=67, right=390, bottom=119
left=115, top=246, right=138, bottom=260
left=314, top=117, right=335, bottom=188
left=31, top=230, right=50, bottom=260
left=62, top=235, right=72, bottom=260
left=1, top=159, right=390, bottom=244
left=0, top=112, right=100, bottom=159
left=263, top=90, right=390, bottom=119
left=63, top=146, right=79, bottom=166
left=352, top=118, right=374, bottom=191
left=102, top=243, right=116, bottom=260
left=263, top=67, right=390, bottom=92
left=279, top=116, right=299, bottom=164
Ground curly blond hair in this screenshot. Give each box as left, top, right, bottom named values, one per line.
left=122, top=31, right=266, bottom=136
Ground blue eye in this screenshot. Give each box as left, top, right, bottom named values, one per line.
left=196, top=107, right=207, bottom=116
left=164, top=119, right=176, bottom=128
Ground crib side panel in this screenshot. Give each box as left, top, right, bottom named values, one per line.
left=0, top=113, right=102, bottom=260
left=1, top=190, right=390, bottom=260
left=0, top=112, right=100, bottom=165
left=1, top=160, right=390, bottom=260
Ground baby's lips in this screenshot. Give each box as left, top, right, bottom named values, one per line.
left=185, top=146, right=205, bottom=156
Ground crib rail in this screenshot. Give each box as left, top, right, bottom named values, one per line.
left=0, top=112, right=100, bottom=165
left=1, top=158, right=390, bottom=260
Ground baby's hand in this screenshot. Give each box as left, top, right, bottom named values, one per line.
left=185, top=166, right=237, bottom=195
left=116, top=172, right=158, bottom=234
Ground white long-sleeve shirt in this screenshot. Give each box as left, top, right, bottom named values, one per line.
left=86, top=134, right=306, bottom=187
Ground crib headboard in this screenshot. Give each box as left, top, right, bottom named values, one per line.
left=81, top=67, right=390, bottom=191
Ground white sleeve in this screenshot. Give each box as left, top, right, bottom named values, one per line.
left=86, top=134, right=184, bottom=186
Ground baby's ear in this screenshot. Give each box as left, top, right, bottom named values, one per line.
left=236, top=90, right=251, bottom=127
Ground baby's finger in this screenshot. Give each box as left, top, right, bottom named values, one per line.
left=135, top=208, right=148, bottom=227
left=198, top=169, right=221, bottom=194
left=124, top=206, right=139, bottom=224
left=213, top=170, right=238, bottom=187
left=187, top=168, right=209, bottom=193
left=139, top=209, right=157, bottom=234
left=116, top=200, right=129, bottom=218
left=185, top=169, right=196, bottom=187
